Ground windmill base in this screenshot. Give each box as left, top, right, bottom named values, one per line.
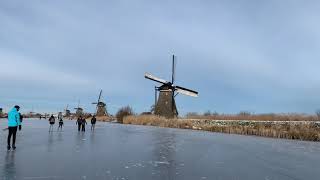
left=96, top=106, right=108, bottom=116
left=155, top=90, right=178, bottom=118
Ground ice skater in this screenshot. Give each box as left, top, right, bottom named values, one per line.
left=81, top=117, right=87, bottom=132
left=57, top=117, right=64, bottom=131
left=91, top=115, right=97, bottom=131
left=76, top=116, right=82, bottom=132
left=7, top=105, right=22, bottom=150
left=48, top=115, right=55, bottom=132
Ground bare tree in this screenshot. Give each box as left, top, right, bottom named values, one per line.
left=116, top=106, right=134, bottom=123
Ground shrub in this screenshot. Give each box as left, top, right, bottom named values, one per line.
left=186, top=112, right=198, bottom=118
left=203, top=110, right=211, bottom=116
left=238, top=111, right=251, bottom=116
left=116, top=106, right=134, bottom=123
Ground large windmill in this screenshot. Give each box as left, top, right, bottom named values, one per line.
left=145, top=55, right=198, bottom=118
left=92, top=90, right=108, bottom=116
left=74, top=100, right=84, bottom=117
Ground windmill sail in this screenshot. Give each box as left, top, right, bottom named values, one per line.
left=175, top=86, right=198, bottom=97
left=93, top=90, right=102, bottom=104
left=92, top=90, right=108, bottom=116
left=172, top=55, right=176, bottom=84
left=145, top=73, right=170, bottom=84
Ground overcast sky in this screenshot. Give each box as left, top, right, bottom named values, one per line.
left=1, top=0, right=320, bottom=115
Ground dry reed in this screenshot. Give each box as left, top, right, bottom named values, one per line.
left=186, top=113, right=318, bottom=121
left=123, top=115, right=320, bottom=141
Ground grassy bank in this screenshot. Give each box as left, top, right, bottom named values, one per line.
left=123, top=115, right=320, bottom=141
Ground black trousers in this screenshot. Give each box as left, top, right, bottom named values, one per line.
left=82, top=125, right=86, bottom=132
left=78, top=124, right=82, bottom=131
left=91, top=124, right=95, bottom=130
left=7, top=126, right=18, bottom=147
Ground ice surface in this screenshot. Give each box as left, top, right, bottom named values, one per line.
left=0, top=119, right=320, bottom=180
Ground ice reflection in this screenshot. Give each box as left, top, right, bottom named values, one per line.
left=90, top=132, right=95, bottom=146
left=47, top=131, right=54, bottom=152
left=57, top=131, right=63, bottom=142
left=151, top=129, right=177, bottom=180
left=2, top=151, right=16, bottom=179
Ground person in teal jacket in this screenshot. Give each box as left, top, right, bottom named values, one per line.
left=7, top=105, right=21, bottom=150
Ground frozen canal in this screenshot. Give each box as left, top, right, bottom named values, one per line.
left=0, top=119, right=320, bottom=180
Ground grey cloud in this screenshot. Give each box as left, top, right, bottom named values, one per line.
left=1, top=0, right=320, bottom=114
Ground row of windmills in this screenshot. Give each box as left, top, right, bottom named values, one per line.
left=64, top=54, right=198, bottom=119
left=64, top=90, right=108, bottom=118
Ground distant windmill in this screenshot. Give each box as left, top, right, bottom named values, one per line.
left=29, top=106, right=35, bottom=115
left=0, top=108, right=3, bottom=117
left=58, top=112, right=63, bottom=119
left=92, top=90, right=108, bottom=116
left=145, top=55, right=198, bottom=118
left=74, top=100, right=84, bottom=117
left=26, top=106, right=35, bottom=118
left=64, top=104, right=71, bottom=117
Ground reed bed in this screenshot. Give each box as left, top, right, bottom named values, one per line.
left=186, top=113, right=319, bottom=121
left=123, top=115, right=320, bottom=141
left=95, top=116, right=114, bottom=122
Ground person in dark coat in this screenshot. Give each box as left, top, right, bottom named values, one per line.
left=81, top=117, right=87, bottom=132
left=76, top=116, right=82, bottom=132
left=91, top=115, right=97, bottom=131
left=58, top=118, right=63, bottom=131
left=48, top=115, right=55, bottom=132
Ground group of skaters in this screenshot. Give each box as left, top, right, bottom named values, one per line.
left=48, top=114, right=97, bottom=132
left=76, top=116, right=88, bottom=132
left=5, top=105, right=97, bottom=151
left=48, top=113, right=64, bottom=132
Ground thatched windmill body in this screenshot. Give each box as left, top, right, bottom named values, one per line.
left=145, top=55, right=198, bottom=118
left=92, top=90, right=108, bottom=116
